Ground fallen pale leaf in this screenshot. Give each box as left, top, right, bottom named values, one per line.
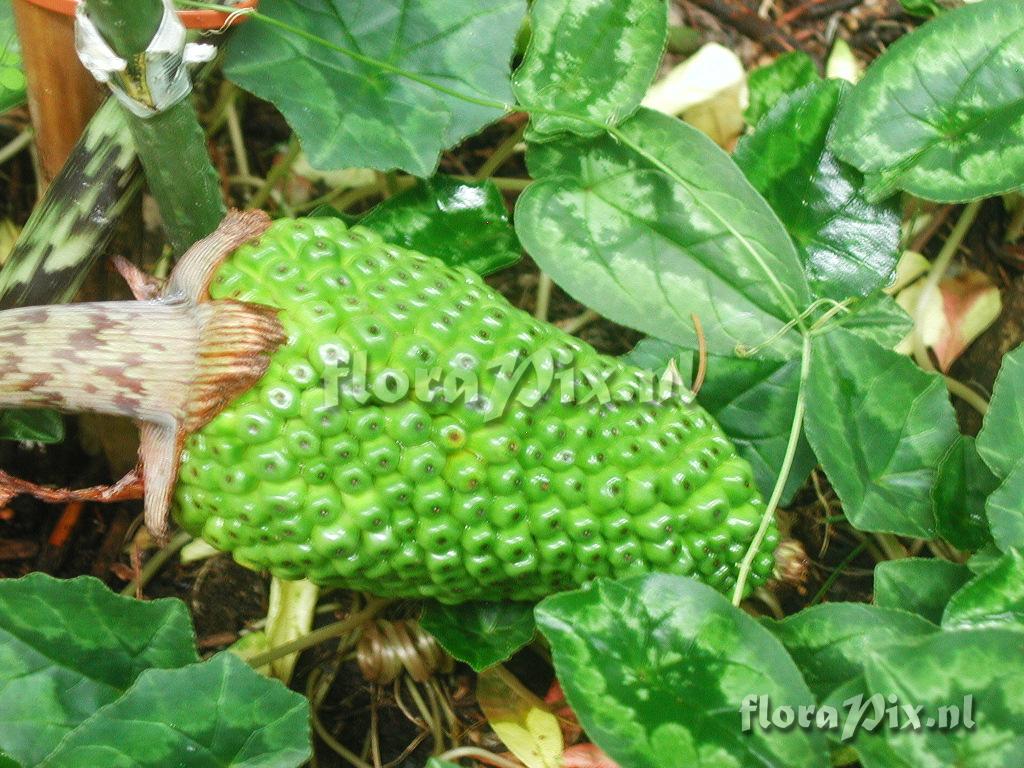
left=642, top=43, right=747, bottom=147
left=887, top=250, right=931, bottom=295
left=478, top=666, right=563, bottom=768
left=826, top=38, right=861, bottom=83
left=895, top=270, right=1002, bottom=370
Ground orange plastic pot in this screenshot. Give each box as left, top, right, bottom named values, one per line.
left=22, top=0, right=259, bottom=30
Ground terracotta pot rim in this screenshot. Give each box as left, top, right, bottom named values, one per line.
left=21, top=0, right=259, bottom=30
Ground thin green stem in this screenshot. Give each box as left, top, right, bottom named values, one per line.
left=249, top=135, right=302, bottom=210
left=912, top=200, right=983, bottom=371
left=120, top=530, right=192, bottom=596
left=1005, top=196, right=1024, bottom=242
left=245, top=597, right=389, bottom=669
left=0, top=129, right=33, bottom=167
left=944, top=375, right=989, bottom=416
left=809, top=541, right=867, bottom=606
left=732, top=331, right=812, bottom=606
left=475, top=122, right=526, bottom=180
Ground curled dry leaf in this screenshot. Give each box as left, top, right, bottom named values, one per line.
left=896, top=269, right=1002, bottom=370
left=641, top=43, right=747, bottom=148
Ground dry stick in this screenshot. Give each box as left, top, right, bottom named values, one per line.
left=909, top=204, right=955, bottom=253
left=686, top=0, right=801, bottom=53
left=437, top=747, right=523, bottom=768
left=779, top=0, right=860, bottom=24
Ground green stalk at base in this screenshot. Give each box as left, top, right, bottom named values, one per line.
left=82, top=0, right=225, bottom=254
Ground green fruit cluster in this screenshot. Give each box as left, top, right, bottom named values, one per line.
left=173, top=218, right=778, bottom=602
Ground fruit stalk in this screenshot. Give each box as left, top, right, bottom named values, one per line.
left=0, top=211, right=284, bottom=532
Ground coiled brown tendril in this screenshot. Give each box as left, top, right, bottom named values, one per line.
left=357, top=619, right=453, bottom=684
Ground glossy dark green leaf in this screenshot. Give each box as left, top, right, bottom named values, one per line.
left=833, top=293, right=913, bottom=350
left=745, top=51, right=820, bottom=126
left=874, top=558, right=972, bottom=624
left=0, top=408, right=64, bottom=443
left=697, top=353, right=815, bottom=503
left=361, top=176, right=520, bottom=276
left=516, top=108, right=810, bottom=359
left=977, top=343, right=1024, bottom=479
left=806, top=331, right=958, bottom=540
left=986, top=462, right=1024, bottom=551
left=39, top=653, right=311, bottom=767
left=0, top=0, right=25, bottom=115
left=854, top=629, right=1024, bottom=768
left=0, top=753, right=18, bottom=768
left=0, top=574, right=198, bottom=765
left=933, top=436, right=998, bottom=551
left=831, top=0, right=1024, bottom=202
left=766, top=603, right=937, bottom=702
left=536, top=575, right=827, bottom=768
left=513, top=0, right=667, bottom=138
left=420, top=601, right=535, bottom=671
left=736, top=80, right=901, bottom=302
left=225, top=0, right=522, bottom=175
left=805, top=329, right=959, bottom=538
left=942, top=550, right=1024, bottom=631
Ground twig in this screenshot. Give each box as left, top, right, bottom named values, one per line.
left=909, top=204, right=954, bottom=253
left=779, top=0, right=860, bottom=24
left=686, top=0, right=801, bottom=52
left=437, top=747, right=523, bottom=768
